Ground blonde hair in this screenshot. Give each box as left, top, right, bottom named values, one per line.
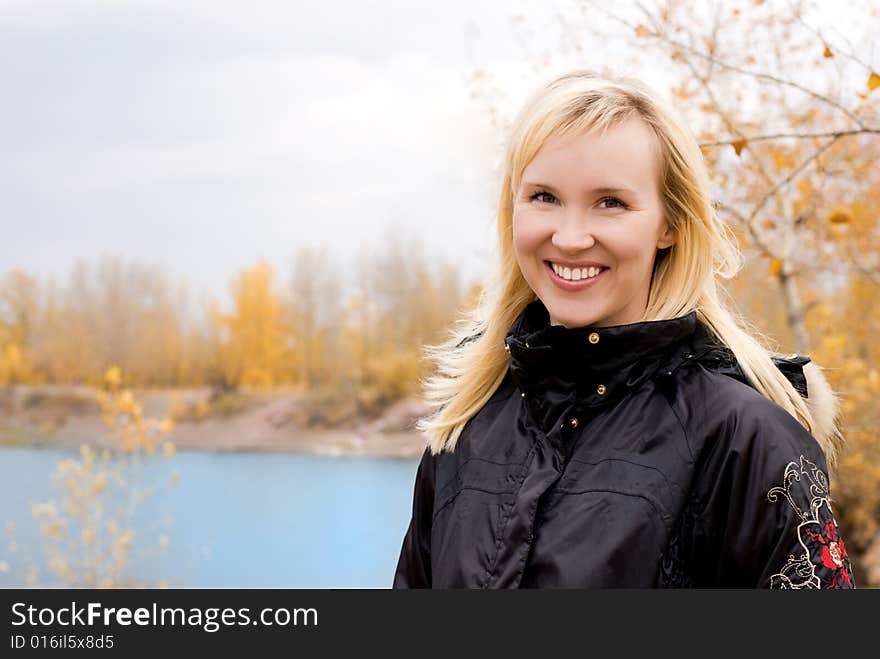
left=416, top=70, right=843, bottom=472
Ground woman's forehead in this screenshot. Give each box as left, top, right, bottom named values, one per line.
left=520, top=119, right=661, bottom=194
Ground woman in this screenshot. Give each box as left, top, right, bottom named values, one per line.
left=393, top=70, right=856, bottom=588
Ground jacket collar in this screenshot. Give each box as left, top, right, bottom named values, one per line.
left=504, top=298, right=703, bottom=405
left=500, top=298, right=821, bottom=445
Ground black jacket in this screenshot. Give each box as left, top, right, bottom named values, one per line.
left=393, top=299, right=856, bottom=588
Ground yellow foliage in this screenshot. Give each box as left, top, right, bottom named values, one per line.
left=212, top=261, right=290, bottom=389
left=162, top=441, right=175, bottom=460
left=827, top=208, right=851, bottom=224
left=195, top=398, right=210, bottom=420
left=104, top=366, right=122, bottom=388
left=25, top=370, right=178, bottom=587
left=0, top=343, right=34, bottom=384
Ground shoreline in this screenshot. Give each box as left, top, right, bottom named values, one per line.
left=0, top=429, right=426, bottom=459
left=0, top=385, right=428, bottom=459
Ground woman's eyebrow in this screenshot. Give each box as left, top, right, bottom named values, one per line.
left=521, top=181, right=637, bottom=196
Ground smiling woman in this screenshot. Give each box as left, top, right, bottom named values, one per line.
left=512, top=117, right=675, bottom=328
left=392, top=69, right=856, bottom=589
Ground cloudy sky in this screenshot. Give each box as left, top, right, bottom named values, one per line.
left=0, top=0, right=636, bottom=301
left=0, top=0, right=861, bottom=303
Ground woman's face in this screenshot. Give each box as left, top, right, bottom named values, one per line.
left=512, top=117, right=675, bottom=328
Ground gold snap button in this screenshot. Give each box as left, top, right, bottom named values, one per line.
left=588, top=332, right=600, bottom=344
left=569, top=417, right=579, bottom=428
left=597, top=384, right=606, bottom=395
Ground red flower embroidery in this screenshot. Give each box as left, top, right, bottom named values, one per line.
left=800, top=500, right=853, bottom=589
left=767, top=455, right=856, bottom=589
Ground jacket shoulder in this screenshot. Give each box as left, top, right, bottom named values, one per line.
left=688, top=340, right=839, bottom=454
left=679, top=366, right=854, bottom=588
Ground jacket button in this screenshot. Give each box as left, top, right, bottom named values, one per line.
left=588, top=332, right=600, bottom=344
left=569, top=417, right=579, bottom=428
left=597, top=384, right=606, bottom=395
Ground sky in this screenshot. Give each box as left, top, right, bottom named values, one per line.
left=0, top=0, right=639, bottom=303
left=0, top=0, right=866, bottom=305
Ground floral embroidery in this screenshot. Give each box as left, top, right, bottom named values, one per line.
left=766, top=455, right=855, bottom=589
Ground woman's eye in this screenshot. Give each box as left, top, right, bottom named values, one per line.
left=529, top=190, right=556, bottom=204
left=599, top=196, right=627, bottom=209
left=528, top=191, right=627, bottom=209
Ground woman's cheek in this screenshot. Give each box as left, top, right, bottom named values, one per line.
left=513, top=213, right=541, bottom=253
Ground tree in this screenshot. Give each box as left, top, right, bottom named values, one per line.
left=212, top=261, right=290, bottom=388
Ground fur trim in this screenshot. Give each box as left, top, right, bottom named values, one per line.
left=802, top=361, right=843, bottom=471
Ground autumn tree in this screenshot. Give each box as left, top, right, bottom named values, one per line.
left=211, top=261, right=290, bottom=388
left=288, top=245, right=344, bottom=389
left=0, top=269, right=40, bottom=384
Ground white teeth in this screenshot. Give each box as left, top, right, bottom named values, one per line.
left=551, top=262, right=604, bottom=281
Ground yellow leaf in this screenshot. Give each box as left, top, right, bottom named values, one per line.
left=770, top=258, right=782, bottom=277
left=771, top=150, right=788, bottom=170
left=635, top=24, right=652, bottom=37
left=868, top=72, right=880, bottom=91
left=731, top=139, right=747, bottom=156
left=828, top=209, right=851, bottom=224
left=104, top=366, right=122, bottom=388
left=823, top=45, right=833, bottom=58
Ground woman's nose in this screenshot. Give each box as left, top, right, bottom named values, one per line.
left=551, top=212, right=596, bottom=252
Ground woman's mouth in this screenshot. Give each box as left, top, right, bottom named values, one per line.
left=544, top=260, right=608, bottom=291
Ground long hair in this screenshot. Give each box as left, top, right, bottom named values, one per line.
left=416, top=70, right=843, bottom=472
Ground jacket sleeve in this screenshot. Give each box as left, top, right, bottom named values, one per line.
left=691, top=395, right=856, bottom=589
left=392, top=446, right=437, bottom=588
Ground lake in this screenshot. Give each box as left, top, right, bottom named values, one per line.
left=0, top=447, right=421, bottom=588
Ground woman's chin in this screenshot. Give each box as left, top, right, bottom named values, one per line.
left=547, top=305, right=603, bottom=329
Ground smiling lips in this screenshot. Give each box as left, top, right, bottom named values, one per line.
left=544, top=260, right=608, bottom=290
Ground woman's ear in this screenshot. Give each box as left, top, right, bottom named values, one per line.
left=657, top=224, right=676, bottom=249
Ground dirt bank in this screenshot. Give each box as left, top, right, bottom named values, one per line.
left=0, top=385, right=428, bottom=458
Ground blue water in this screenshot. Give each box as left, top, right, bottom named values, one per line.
left=0, top=447, right=420, bottom=588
